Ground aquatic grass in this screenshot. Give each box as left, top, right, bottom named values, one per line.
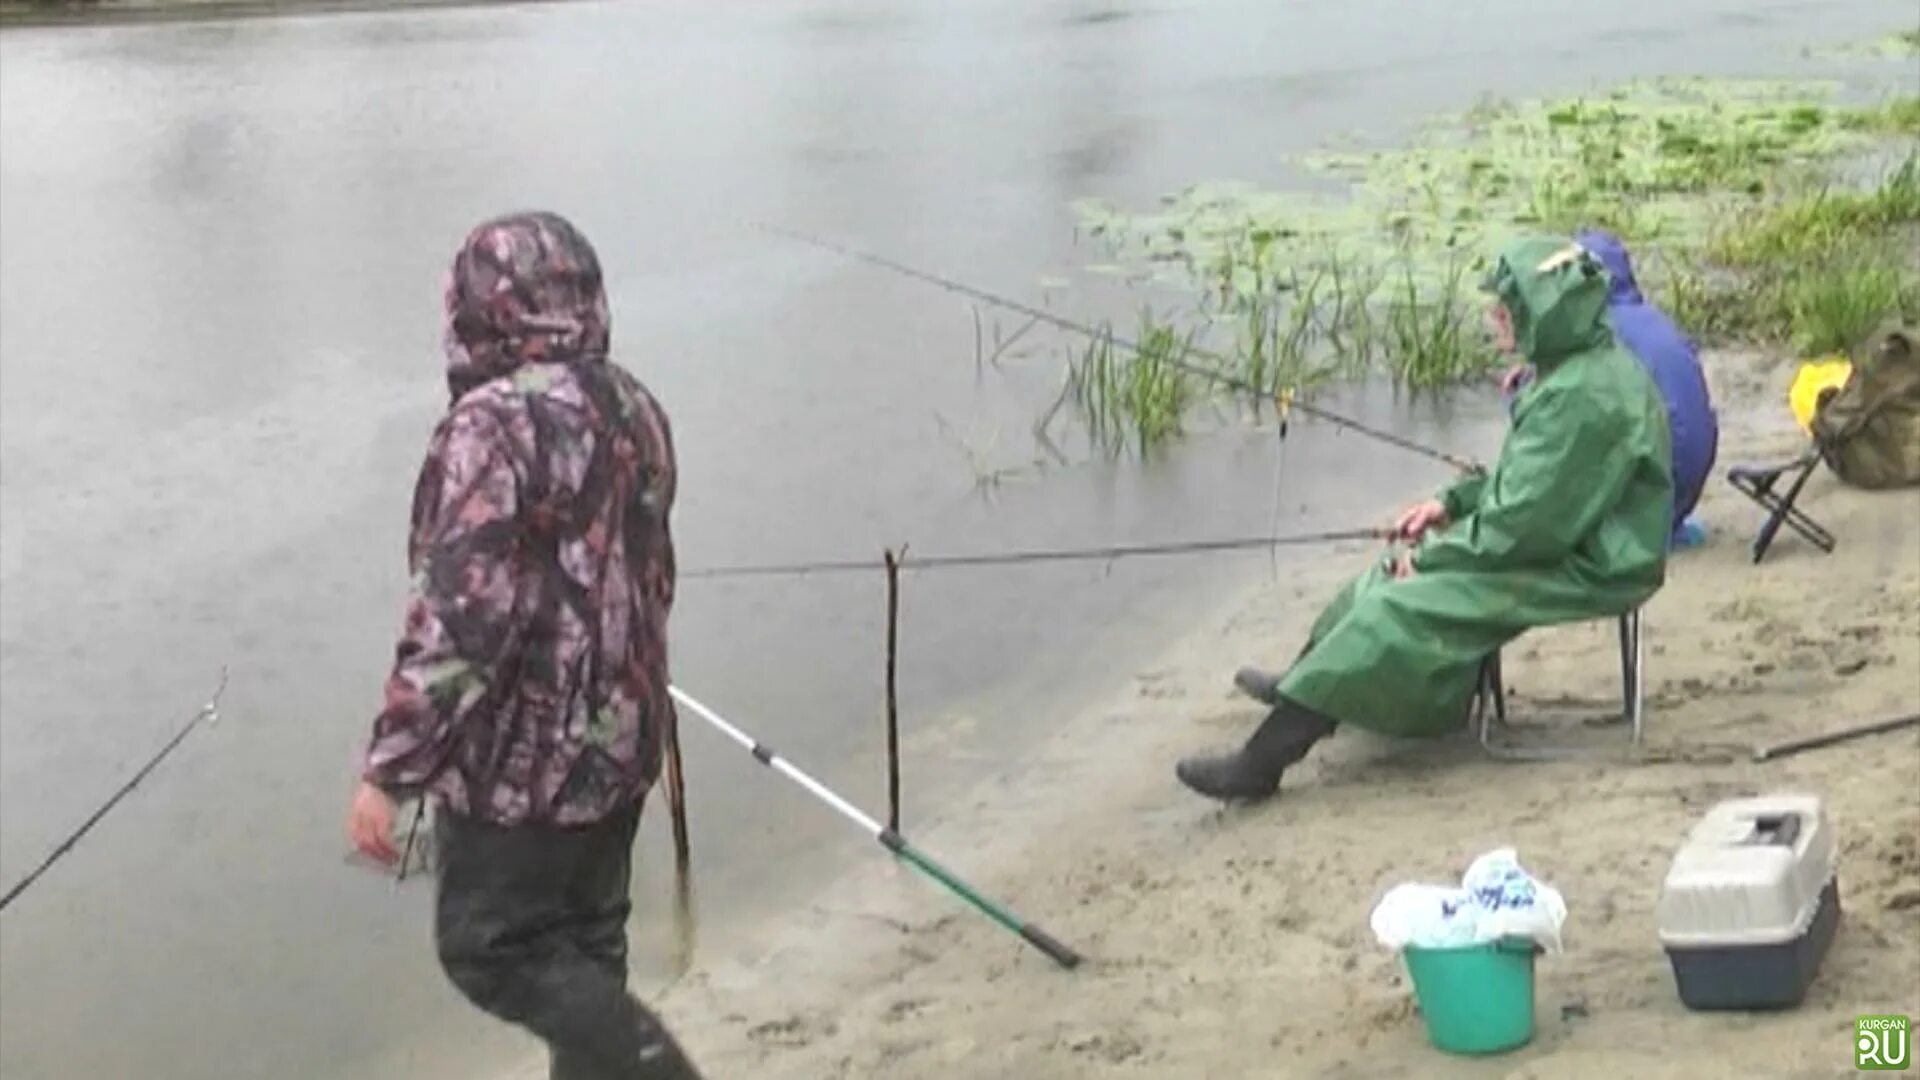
left=1382, top=259, right=1498, bottom=387
left=1840, top=96, right=1920, bottom=136
left=1807, top=27, right=1920, bottom=65
left=1123, top=320, right=1202, bottom=453
left=1081, top=79, right=1896, bottom=269
left=1074, top=79, right=1900, bottom=337
left=1834, top=30, right=1920, bottom=58
left=1062, top=273, right=1406, bottom=456
left=1068, top=329, right=1124, bottom=454
left=1651, top=254, right=1750, bottom=342
left=932, top=412, right=1039, bottom=495
left=1709, top=175, right=1918, bottom=270
left=1231, top=263, right=1352, bottom=395
left=1522, top=171, right=1649, bottom=236
left=1064, top=314, right=1206, bottom=457
left=1056, top=75, right=1919, bottom=451
left=1332, top=79, right=1875, bottom=248
left=1234, top=288, right=1299, bottom=397
left=1319, top=250, right=1386, bottom=374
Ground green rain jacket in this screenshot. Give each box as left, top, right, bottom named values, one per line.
left=1276, top=237, right=1674, bottom=737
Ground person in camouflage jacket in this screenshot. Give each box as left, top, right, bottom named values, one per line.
left=347, top=211, right=702, bottom=1080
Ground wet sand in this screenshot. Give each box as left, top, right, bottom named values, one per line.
left=594, top=351, right=1920, bottom=1079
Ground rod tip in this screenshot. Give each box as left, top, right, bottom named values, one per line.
left=1020, top=923, right=1085, bottom=970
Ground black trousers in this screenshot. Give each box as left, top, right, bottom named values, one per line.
left=434, top=802, right=702, bottom=1080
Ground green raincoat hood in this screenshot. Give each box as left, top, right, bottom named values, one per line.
left=1484, top=236, right=1613, bottom=367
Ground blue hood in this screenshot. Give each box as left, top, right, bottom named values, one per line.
left=1565, top=226, right=1718, bottom=537
left=1577, top=228, right=1644, bottom=305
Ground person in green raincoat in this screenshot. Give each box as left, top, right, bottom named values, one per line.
left=1177, top=235, right=1674, bottom=802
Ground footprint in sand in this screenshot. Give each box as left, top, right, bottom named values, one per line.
left=1783, top=649, right=1824, bottom=672
left=1066, top=1030, right=1145, bottom=1064
left=1366, top=996, right=1416, bottom=1030
left=1710, top=596, right=1770, bottom=623
left=747, top=1014, right=834, bottom=1049
left=882, top=998, right=934, bottom=1024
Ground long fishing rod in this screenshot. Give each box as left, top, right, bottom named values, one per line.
left=668, top=685, right=1083, bottom=969
left=683, top=525, right=1392, bottom=581
left=753, top=223, right=1483, bottom=474
left=0, top=668, right=229, bottom=914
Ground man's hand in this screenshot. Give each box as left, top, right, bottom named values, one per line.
left=1389, top=551, right=1418, bottom=579
left=1392, top=499, right=1450, bottom=542
left=1498, top=364, right=1532, bottom=395
left=348, top=781, right=400, bottom=866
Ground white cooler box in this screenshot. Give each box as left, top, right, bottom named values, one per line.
left=1656, top=794, right=1841, bottom=1011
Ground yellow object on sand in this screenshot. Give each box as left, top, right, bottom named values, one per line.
left=1790, top=357, right=1853, bottom=432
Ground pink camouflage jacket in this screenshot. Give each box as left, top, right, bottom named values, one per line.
left=362, top=212, right=677, bottom=827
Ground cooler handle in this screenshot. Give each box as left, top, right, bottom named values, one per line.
left=1746, top=813, right=1802, bottom=849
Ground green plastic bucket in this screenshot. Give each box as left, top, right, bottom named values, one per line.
left=1401, top=938, right=1537, bottom=1055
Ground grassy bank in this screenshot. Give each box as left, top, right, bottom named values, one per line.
left=1054, top=70, right=1920, bottom=454
left=1672, top=154, right=1920, bottom=354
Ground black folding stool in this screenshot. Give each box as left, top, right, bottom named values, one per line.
left=1473, top=608, right=1644, bottom=761
left=1726, top=451, right=1837, bottom=564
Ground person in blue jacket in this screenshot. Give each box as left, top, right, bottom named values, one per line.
left=1502, top=229, right=1717, bottom=547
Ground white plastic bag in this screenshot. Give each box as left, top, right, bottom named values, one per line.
left=1368, top=848, right=1567, bottom=952
left=1463, top=848, right=1567, bottom=953
left=1370, top=884, right=1482, bottom=950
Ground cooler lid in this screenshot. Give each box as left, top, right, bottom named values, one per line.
left=1657, top=794, right=1835, bottom=947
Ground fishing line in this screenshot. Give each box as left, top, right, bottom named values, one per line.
left=752, top=223, right=1483, bottom=474
left=680, top=526, right=1391, bottom=581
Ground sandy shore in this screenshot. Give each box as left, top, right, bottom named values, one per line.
left=525, top=348, right=1919, bottom=1079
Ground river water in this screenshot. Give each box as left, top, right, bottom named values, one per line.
left=0, top=0, right=1907, bottom=1076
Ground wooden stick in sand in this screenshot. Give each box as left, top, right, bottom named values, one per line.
left=1752, top=713, right=1920, bottom=762
left=884, top=547, right=905, bottom=834
left=665, top=709, right=691, bottom=873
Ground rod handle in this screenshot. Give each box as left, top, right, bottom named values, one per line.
left=1019, top=922, right=1084, bottom=970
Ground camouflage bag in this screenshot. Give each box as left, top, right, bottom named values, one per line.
left=1810, top=327, right=1920, bottom=490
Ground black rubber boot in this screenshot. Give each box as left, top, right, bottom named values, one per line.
left=634, top=1013, right=705, bottom=1080
left=549, top=1002, right=705, bottom=1080
left=1175, top=702, right=1337, bottom=803
left=1233, top=666, right=1283, bottom=705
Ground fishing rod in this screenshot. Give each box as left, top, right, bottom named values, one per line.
left=668, top=685, right=1083, bottom=969
left=683, top=526, right=1393, bottom=581
left=753, top=223, right=1483, bottom=474
left=0, top=668, right=229, bottom=914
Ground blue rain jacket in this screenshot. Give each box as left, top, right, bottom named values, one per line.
left=1576, top=228, right=1719, bottom=535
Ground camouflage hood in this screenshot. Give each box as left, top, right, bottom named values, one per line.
left=444, top=211, right=612, bottom=402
